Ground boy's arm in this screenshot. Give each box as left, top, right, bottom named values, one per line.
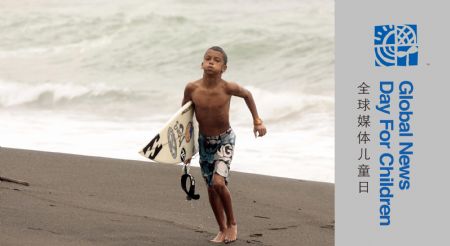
left=182, top=82, right=194, bottom=106
left=182, top=82, right=195, bottom=164
left=226, top=82, right=267, bottom=137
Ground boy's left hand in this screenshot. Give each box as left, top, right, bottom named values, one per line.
left=254, top=123, right=267, bottom=138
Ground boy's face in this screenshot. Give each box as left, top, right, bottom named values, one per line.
left=202, top=49, right=227, bottom=75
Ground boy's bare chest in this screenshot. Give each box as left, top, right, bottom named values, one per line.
left=192, top=88, right=230, bottom=109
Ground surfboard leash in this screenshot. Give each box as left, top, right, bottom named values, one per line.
left=181, top=163, right=200, bottom=200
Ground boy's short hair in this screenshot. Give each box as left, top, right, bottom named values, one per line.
left=208, top=46, right=228, bottom=65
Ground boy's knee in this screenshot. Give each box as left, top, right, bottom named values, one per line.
left=212, top=174, right=226, bottom=190
left=212, top=183, right=226, bottom=193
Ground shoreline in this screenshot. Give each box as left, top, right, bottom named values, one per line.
left=0, top=146, right=334, bottom=184
left=0, top=147, right=334, bottom=246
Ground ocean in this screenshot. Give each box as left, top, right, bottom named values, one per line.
left=0, top=0, right=334, bottom=182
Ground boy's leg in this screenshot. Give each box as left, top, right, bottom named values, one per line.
left=207, top=183, right=227, bottom=242
left=212, top=174, right=237, bottom=243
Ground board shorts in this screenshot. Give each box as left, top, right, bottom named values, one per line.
left=198, top=128, right=236, bottom=186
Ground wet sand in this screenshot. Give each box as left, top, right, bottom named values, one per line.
left=0, top=147, right=334, bottom=246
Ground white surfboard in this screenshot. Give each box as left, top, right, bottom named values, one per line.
left=139, top=101, right=196, bottom=164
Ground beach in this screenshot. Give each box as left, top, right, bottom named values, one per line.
left=0, top=148, right=334, bottom=245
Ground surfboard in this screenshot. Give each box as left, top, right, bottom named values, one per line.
left=139, top=101, right=196, bottom=164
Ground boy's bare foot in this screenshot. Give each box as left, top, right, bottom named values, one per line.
left=224, top=224, right=237, bottom=244
left=210, top=231, right=225, bottom=243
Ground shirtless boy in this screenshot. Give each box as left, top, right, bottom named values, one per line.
left=182, top=46, right=267, bottom=243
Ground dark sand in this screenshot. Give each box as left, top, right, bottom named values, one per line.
left=0, top=148, right=334, bottom=246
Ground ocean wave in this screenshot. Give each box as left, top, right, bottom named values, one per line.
left=0, top=0, right=333, bottom=74
left=0, top=9, right=193, bottom=54
left=0, top=0, right=334, bottom=122
left=230, top=86, right=333, bottom=128
left=0, top=81, right=146, bottom=108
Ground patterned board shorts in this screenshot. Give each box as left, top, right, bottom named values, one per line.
left=198, top=128, right=236, bottom=186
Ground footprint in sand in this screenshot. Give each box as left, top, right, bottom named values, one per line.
left=320, top=224, right=335, bottom=230
left=246, top=239, right=263, bottom=244
left=268, top=227, right=287, bottom=231
left=321, top=220, right=335, bottom=230
left=254, top=215, right=270, bottom=219
left=268, top=225, right=298, bottom=231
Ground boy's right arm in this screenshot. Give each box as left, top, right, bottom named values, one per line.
left=182, top=82, right=194, bottom=106
left=182, top=82, right=195, bottom=164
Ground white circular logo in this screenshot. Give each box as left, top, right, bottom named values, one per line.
left=168, top=127, right=177, bottom=159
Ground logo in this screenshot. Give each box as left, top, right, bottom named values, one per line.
left=180, top=148, right=186, bottom=162
left=168, top=127, right=177, bottom=159
left=173, top=121, right=185, bottom=147
left=142, top=134, right=163, bottom=160
left=374, top=24, right=418, bottom=67
left=185, top=122, right=193, bottom=143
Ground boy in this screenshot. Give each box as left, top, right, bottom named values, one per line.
left=182, top=46, right=267, bottom=243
